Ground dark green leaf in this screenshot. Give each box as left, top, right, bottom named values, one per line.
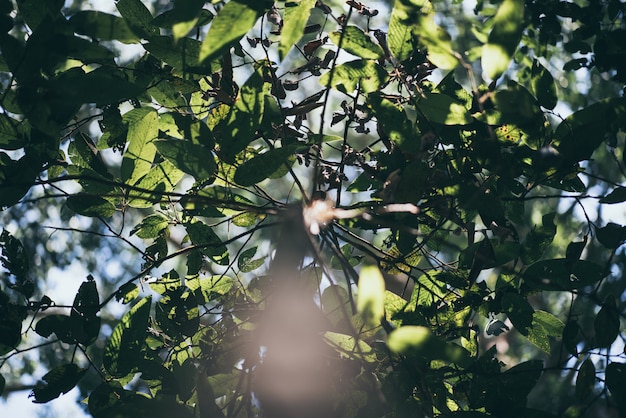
left=329, top=25, right=385, bottom=60
left=575, top=359, right=595, bottom=398
left=523, top=259, right=605, bottom=290
left=562, top=320, right=579, bottom=356
left=600, top=187, right=626, bottom=204
left=185, top=220, right=229, bottom=265
left=0, top=229, right=29, bottom=280
left=103, top=296, right=152, bottom=377
left=233, top=146, right=296, bottom=186
left=594, top=296, right=619, bottom=348
left=596, top=222, right=626, bottom=249
left=30, top=364, right=86, bottom=403
left=0, top=373, right=5, bottom=396
left=501, top=292, right=534, bottom=335
left=368, top=92, right=419, bottom=153
left=606, top=362, right=626, bottom=402
left=66, top=194, right=116, bottom=218
left=69, top=11, right=139, bottom=43
left=531, top=60, right=557, bottom=110
left=0, top=114, right=28, bottom=150
left=555, top=97, right=626, bottom=163
left=144, top=36, right=211, bottom=73
left=521, top=213, right=556, bottom=264
left=238, top=246, right=266, bottom=273
left=155, top=139, right=216, bottom=181
left=116, top=0, right=158, bottom=38
left=320, top=59, right=388, bottom=93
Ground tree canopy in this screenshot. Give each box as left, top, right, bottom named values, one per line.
left=1, top=0, right=625, bottom=417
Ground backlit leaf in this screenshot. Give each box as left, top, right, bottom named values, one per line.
left=320, top=59, right=388, bottom=93
left=155, top=139, right=216, bottom=181
left=280, top=0, right=316, bottom=60
left=233, top=146, right=296, bottom=186
left=357, top=265, right=386, bottom=326
left=417, top=92, right=473, bottom=125
left=121, top=108, right=158, bottom=186
left=199, top=0, right=270, bottom=63
left=482, top=0, right=524, bottom=79
left=329, top=26, right=384, bottom=60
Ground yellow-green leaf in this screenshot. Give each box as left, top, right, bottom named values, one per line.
left=329, top=25, right=384, bottom=60
left=482, top=0, right=524, bottom=79
left=279, top=0, right=316, bottom=60
left=357, top=265, right=386, bottom=326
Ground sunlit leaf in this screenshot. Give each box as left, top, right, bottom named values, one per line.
left=482, top=0, right=524, bottom=79
left=324, top=331, right=377, bottom=363
left=329, top=25, right=384, bottom=60
left=238, top=246, right=266, bottom=273
left=417, top=92, right=473, bottom=125
left=199, top=0, right=270, bottom=63
left=155, top=139, right=216, bottom=181
left=320, top=59, right=388, bottom=93
left=280, top=0, right=316, bottom=59
left=357, top=265, right=386, bottom=326
left=121, top=108, right=158, bottom=186
left=66, top=194, right=116, bottom=218
left=126, top=160, right=185, bottom=208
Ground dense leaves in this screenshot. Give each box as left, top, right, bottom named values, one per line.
left=0, top=0, right=625, bottom=417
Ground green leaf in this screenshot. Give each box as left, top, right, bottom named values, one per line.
left=417, top=92, right=473, bottom=125
left=69, top=11, right=139, bottom=43
left=523, top=259, right=606, bottom=290
left=596, top=222, right=626, bottom=249
left=388, top=325, right=472, bottom=367
left=188, top=275, right=234, bottom=302
left=323, top=331, right=377, bottom=363
left=126, top=160, right=185, bottom=208
left=130, top=214, right=170, bottom=239
left=280, top=0, right=316, bottom=60
left=35, top=314, right=75, bottom=343
left=416, top=12, right=458, bottom=70
left=606, top=362, right=626, bottom=402
left=555, top=97, right=626, bottom=163
left=320, top=59, right=388, bottom=94
left=357, top=265, right=386, bottom=327
left=66, top=194, right=116, bottom=218
left=531, top=60, right=558, bottom=110
left=233, top=146, right=296, bottom=186
left=0, top=114, right=28, bottom=150
left=388, top=0, right=422, bottom=62
left=502, top=292, right=534, bottom=336
left=115, top=283, right=140, bottom=304
left=562, top=320, right=580, bottom=356
left=594, top=296, right=620, bottom=348
left=121, top=108, right=158, bottom=186
left=482, top=0, right=524, bottom=79
left=185, top=220, right=229, bottom=265
left=103, top=296, right=152, bottom=377
left=199, top=0, right=269, bottom=63
left=329, top=25, right=384, bottom=60
left=30, top=364, right=86, bottom=403
left=116, top=0, right=158, bottom=38
left=521, top=213, right=556, bottom=264
left=526, top=310, right=564, bottom=353
left=600, top=187, right=626, bottom=204
left=155, top=139, right=216, bottom=181
left=575, top=359, right=595, bottom=399
left=218, top=71, right=270, bottom=163
left=368, top=92, right=419, bottom=153
left=237, top=246, right=266, bottom=273
left=144, top=36, right=210, bottom=73
left=70, top=279, right=101, bottom=345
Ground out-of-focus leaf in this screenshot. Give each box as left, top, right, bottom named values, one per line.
left=575, top=359, right=595, bottom=399
left=482, top=0, right=524, bottom=79
left=357, top=265, right=386, bottom=327
left=606, top=362, right=626, bottom=403
left=329, top=25, right=384, bottom=60
left=388, top=325, right=472, bottom=367
left=600, top=187, right=626, bottom=204
left=320, top=59, right=388, bottom=93
left=199, top=0, right=270, bottom=63
left=69, top=11, right=139, bottom=43
left=562, top=320, right=580, bottom=356
left=324, top=331, right=377, bottom=363
left=30, top=364, right=86, bottom=403
left=523, top=259, right=606, bottom=290
left=280, top=0, right=316, bottom=59
left=594, top=296, right=620, bottom=348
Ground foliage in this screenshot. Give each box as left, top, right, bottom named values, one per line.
left=0, top=0, right=626, bottom=417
